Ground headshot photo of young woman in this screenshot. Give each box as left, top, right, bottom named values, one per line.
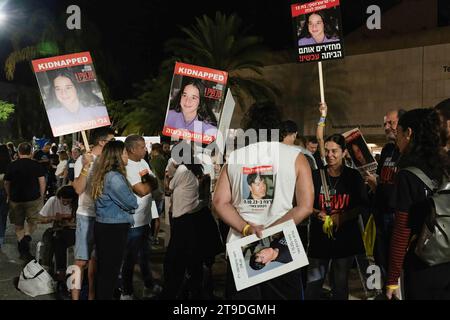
left=164, top=77, right=218, bottom=137
left=43, top=68, right=109, bottom=134
left=297, top=10, right=339, bottom=46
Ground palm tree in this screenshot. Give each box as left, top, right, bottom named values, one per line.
left=165, top=11, right=279, bottom=110
left=3, top=7, right=120, bottom=140
left=120, top=59, right=174, bottom=135
left=123, top=11, right=279, bottom=135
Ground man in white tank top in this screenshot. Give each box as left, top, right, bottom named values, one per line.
left=213, top=102, right=314, bottom=300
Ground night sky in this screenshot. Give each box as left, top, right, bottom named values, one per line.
left=0, top=0, right=447, bottom=100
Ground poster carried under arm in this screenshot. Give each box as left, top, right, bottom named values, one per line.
left=162, top=62, right=228, bottom=145
left=32, top=52, right=111, bottom=137
left=226, top=220, right=308, bottom=291
left=343, top=128, right=378, bottom=175
left=291, top=0, right=345, bottom=63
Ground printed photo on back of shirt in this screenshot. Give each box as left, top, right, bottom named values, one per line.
left=32, top=52, right=111, bottom=137
left=226, top=220, right=309, bottom=291
left=242, top=166, right=274, bottom=211
left=343, top=128, right=378, bottom=175
left=291, top=0, right=344, bottom=63
left=162, top=62, right=228, bottom=145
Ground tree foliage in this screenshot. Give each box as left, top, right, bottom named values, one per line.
left=0, top=100, right=15, bottom=122
left=124, top=12, right=278, bottom=135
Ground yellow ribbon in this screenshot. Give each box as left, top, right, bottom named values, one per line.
left=322, top=215, right=334, bottom=239
left=363, top=214, right=376, bottom=257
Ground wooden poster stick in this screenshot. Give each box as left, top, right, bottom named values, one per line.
left=317, top=61, right=326, bottom=163
left=318, top=61, right=325, bottom=103
left=81, top=130, right=91, bottom=153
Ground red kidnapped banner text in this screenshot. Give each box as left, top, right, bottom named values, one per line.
left=32, top=52, right=93, bottom=73
left=174, top=62, right=228, bottom=85
left=243, top=166, right=273, bottom=175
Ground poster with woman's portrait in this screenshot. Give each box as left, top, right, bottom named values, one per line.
left=291, top=0, right=345, bottom=63
left=32, top=52, right=111, bottom=137
left=343, top=128, right=378, bottom=175
left=162, top=62, right=228, bottom=145
left=227, top=220, right=308, bottom=291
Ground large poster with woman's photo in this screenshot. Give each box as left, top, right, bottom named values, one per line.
left=227, top=220, right=308, bottom=291
left=162, top=62, right=228, bottom=144
left=291, top=0, right=345, bottom=63
left=32, top=52, right=111, bottom=137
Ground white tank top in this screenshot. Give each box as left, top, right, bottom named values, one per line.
left=226, top=141, right=300, bottom=243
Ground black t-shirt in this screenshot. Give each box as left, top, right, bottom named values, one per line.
left=270, top=236, right=293, bottom=264
left=374, top=142, right=401, bottom=216
left=5, top=158, right=45, bottom=202
left=309, top=166, right=369, bottom=258
left=67, top=159, right=76, bottom=182
left=391, top=169, right=432, bottom=236
left=391, top=168, right=435, bottom=270
left=33, top=150, right=51, bottom=173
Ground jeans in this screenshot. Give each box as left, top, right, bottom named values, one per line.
left=121, top=225, right=153, bottom=295
left=0, top=189, right=8, bottom=246
left=305, top=256, right=355, bottom=300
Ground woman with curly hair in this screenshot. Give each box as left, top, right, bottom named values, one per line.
left=91, top=140, right=138, bottom=300
left=386, top=108, right=450, bottom=300
left=165, top=78, right=217, bottom=136
left=434, top=98, right=450, bottom=152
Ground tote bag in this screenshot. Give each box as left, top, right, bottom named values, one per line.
left=18, top=259, right=55, bottom=297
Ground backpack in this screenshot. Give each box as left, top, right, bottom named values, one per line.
left=402, top=167, right=450, bottom=266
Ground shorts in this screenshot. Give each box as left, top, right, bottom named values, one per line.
left=75, top=215, right=96, bottom=261
left=9, top=198, right=43, bottom=226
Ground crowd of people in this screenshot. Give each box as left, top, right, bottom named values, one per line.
left=0, top=129, right=177, bottom=300
left=0, top=97, right=449, bottom=301
left=213, top=98, right=449, bottom=300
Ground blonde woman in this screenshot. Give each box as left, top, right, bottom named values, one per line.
left=91, top=140, right=138, bottom=300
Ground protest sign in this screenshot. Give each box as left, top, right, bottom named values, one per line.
left=343, top=128, right=378, bottom=175
left=227, top=220, right=308, bottom=291
left=32, top=52, right=110, bottom=137
left=291, top=0, right=345, bottom=63
left=162, top=62, right=228, bottom=144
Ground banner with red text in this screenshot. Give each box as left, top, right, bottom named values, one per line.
left=32, top=52, right=110, bottom=137
left=291, top=0, right=345, bottom=63
left=162, top=62, right=228, bottom=144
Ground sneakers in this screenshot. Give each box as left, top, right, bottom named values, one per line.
left=142, top=284, right=162, bottom=299
left=18, top=236, right=34, bottom=263
left=56, top=281, right=71, bottom=300
left=120, top=294, right=134, bottom=300
left=19, top=252, right=35, bottom=264
left=152, top=238, right=160, bottom=245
